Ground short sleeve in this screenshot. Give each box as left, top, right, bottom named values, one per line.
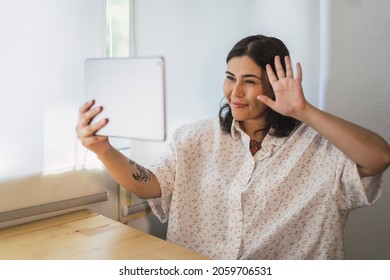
left=146, top=143, right=176, bottom=223
left=334, top=153, right=382, bottom=210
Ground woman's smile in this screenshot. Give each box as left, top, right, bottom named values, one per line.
left=231, top=101, right=247, bottom=109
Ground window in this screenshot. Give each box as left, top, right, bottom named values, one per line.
left=105, top=0, right=130, bottom=57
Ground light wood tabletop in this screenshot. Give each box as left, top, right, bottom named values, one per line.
left=0, top=209, right=209, bottom=260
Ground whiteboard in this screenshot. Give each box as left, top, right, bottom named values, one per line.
left=85, top=57, right=166, bottom=141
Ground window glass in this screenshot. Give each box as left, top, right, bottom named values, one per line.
left=106, top=0, right=130, bottom=57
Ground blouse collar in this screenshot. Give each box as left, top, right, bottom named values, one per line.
left=230, top=119, right=288, bottom=148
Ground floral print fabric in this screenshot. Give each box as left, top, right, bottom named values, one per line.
left=147, top=118, right=382, bottom=259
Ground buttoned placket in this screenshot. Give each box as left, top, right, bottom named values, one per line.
left=223, top=127, right=255, bottom=259
left=228, top=121, right=288, bottom=259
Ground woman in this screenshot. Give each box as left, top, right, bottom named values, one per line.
left=76, top=35, right=390, bottom=259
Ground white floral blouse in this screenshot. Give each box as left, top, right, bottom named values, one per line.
left=147, top=118, right=382, bottom=259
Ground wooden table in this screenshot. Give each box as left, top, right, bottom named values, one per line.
left=0, top=209, right=209, bottom=260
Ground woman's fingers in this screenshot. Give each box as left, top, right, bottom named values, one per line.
left=296, top=62, right=302, bottom=81
left=266, top=64, right=278, bottom=83
left=76, top=99, right=108, bottom=140
left=267, top=56, right=300, bottom=81
left=78, top=99, right=94, bottom=116
left=78, top=101, right=103, bottom=126
left=266, top=56, right=289, bottom=83
left=266, top=56, right=302, bottom=85
left=274, top=56, right=286, bottom=79
left=257, top=94, right=276, bottom=109
left=75, top=99, right=110, bottom=154
left=284, top=56, right=294, bottom=78
left=77, top=117, right=107, bottom=138
left=285, top=56, right=302, bottom=81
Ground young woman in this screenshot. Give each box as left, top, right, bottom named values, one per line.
left=76, top=35, right=390, bottom=259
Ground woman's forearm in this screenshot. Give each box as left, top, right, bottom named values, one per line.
left=299, top=104, right=390, bottom=177
left=97, top=146, right=161, bottom=198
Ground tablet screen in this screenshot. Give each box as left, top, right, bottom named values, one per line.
left=85, top=57, right=166, bottom=141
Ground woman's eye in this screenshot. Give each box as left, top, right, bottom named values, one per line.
left=244, top=79, right=255, bottom=85
left=226, top=76, right=235, bottom=81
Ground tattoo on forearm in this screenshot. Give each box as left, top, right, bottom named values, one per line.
left=129, top=159, right=151, bottom=182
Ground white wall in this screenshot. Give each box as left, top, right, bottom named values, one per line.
left=322, top=0, right=390, bottom=259
left=129, top=0, right=320, bottom=165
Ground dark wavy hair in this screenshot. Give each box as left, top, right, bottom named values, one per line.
left=219, top=35, right=300, bottom=137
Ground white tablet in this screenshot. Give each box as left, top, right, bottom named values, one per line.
left=85, top=57, right=166, bottom=141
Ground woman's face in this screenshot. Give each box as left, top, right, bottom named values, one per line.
left=223, top=55, right=274, bottom=125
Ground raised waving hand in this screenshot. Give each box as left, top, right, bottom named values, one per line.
left=257, top=56, right=308, bottom=121
left=258, top=56, right=390, bottom=177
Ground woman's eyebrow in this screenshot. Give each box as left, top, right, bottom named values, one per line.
left=225, top=71, right=235, bottom=76
left=242, top=74, right=262, bottom=80
left=225, top=71, right=261, bottom=80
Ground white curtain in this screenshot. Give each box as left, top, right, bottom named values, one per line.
left=0, top=0, right=105, bottom=180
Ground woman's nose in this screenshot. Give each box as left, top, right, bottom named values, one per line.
left=232, top=83, right=244, bottom=97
